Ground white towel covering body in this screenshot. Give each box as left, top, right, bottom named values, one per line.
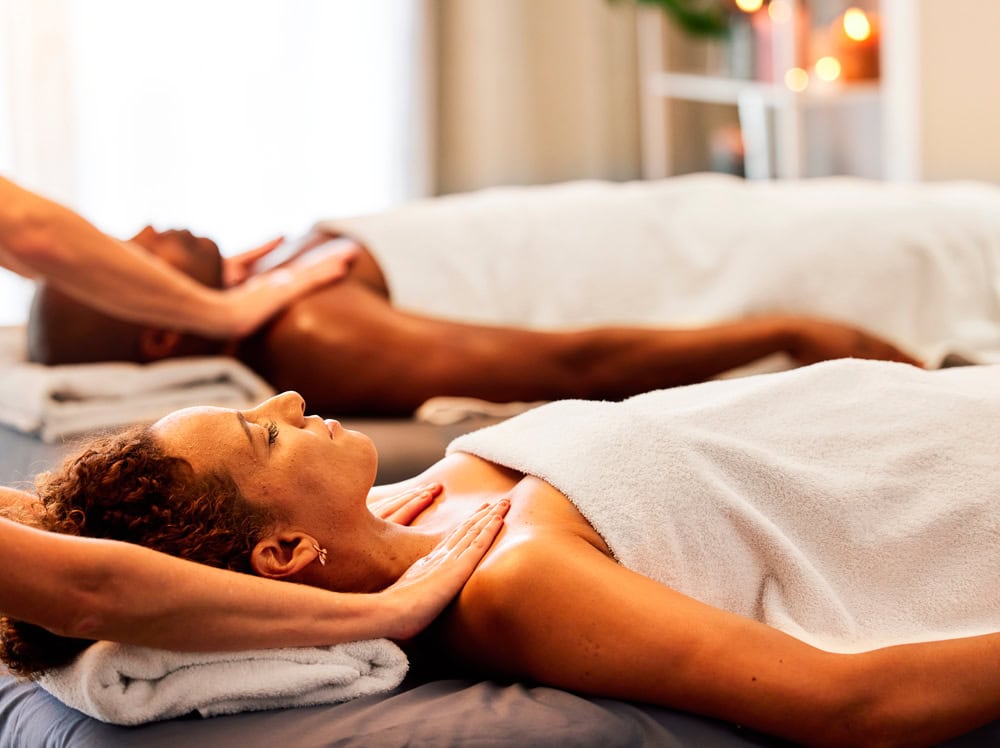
left=449, top=359, right=1000, bottom=654
left=321, top=174, right=1000, bottom=367
left=38, top=639, right=408, bottom=725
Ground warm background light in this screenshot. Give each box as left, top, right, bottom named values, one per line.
left=843, top=8, right=872, bottom=41
left=735, top=0, right=764, bottom=12
left=814, top=56, right=842, bottom=82
left=769, top=0, right=792, bottom=23
left=785, top=67, right=809, bottom=91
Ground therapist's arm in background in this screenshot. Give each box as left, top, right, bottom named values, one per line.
left=0, top=176, right=354, bottom=338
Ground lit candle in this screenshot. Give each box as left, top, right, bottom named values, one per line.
left=834, top=8, right=880, bottom=80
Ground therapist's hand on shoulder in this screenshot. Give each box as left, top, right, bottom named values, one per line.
left=217, top=238, right=359, bottom=338
left=381, top=499, right=509, bottom=642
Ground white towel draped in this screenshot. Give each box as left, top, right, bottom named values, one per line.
left=323, top=175, right=1000, bottom=367
left=449, top=359, right=1000, bottom=653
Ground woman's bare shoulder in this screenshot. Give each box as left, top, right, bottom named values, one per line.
left=430, top=530, right=617, bottom=676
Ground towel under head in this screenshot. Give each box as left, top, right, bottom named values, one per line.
left=37, top=638, right=408, bottom=725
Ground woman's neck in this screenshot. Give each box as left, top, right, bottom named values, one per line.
left=315, top=515, right=443, bottom=594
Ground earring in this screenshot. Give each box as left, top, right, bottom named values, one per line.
left=312, top=543, right=328, bottom=567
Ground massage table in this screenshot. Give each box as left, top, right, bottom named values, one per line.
left=3, top=665, right=1000, bottom=746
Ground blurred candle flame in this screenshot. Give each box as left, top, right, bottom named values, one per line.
left=815, top=56, right=842, bottom=82
left=785, top=66, right=809, bottom=91
left=843, top=8, right=872, bottom=42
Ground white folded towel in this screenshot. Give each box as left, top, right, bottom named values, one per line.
left=0, top=326, right=274, bottom=442
left=415, top=396, right=545, bottom=425
left=38, top=639, right=408, bottom=725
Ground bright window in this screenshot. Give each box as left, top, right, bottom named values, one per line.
left=0, top=0, right=426, bottom=325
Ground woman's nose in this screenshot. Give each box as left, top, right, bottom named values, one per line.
left=259, top=391, right=306, bottom=423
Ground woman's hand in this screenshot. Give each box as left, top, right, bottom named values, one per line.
left=380, top=500, right=510, bottom=641
left=369, top=483, right=444, bottom=525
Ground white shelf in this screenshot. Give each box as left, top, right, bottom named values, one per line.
left=638, top=3, right=885, bottom=181
left=646, top=72, right=881, bottom=108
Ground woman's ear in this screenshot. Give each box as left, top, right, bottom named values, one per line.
left=138, top=328, right=183, bottom=361
left=251, top=532, right=323, bottom=579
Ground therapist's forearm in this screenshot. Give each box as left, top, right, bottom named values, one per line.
left=0, top=177, right=236, bottom=336
left=0, top=514, right=406, bottom=650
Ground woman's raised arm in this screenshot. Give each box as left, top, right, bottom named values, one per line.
left=0, top=487, right=507, bottom=650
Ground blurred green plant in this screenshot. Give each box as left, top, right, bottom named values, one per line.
left=617, top=0, right=733, bottom=38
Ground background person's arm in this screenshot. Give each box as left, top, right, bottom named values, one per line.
left=259, top=282, right=921, bottom=416
left=0, top=176, right=353, bottom=338
left=0, top=493, right=506, bottom=649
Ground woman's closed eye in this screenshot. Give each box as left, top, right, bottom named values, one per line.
left=266, top=421, right=279, bottom=446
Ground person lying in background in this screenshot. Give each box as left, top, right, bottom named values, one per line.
left=37, top=173, right=998, bottom=415
left=0, top=176, right=356, bottom=338
left=0, top=481, right=505, bottom=656
left=7, top=358, right=1000, bottom=746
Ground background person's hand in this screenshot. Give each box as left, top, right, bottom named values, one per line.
left=222, top=237, right=286, bottom=287
left=218, top=241, right=359, bottom=338
left=369, top=483, right=444, bottom=525
left=380, top=500, right=509, bottom=641
left=786, top=317, right=923, bottom=367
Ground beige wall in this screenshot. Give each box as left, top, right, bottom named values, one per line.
left=916, top=0, right=1000, bottom=182
left=433, top=0, right=641, bottom=195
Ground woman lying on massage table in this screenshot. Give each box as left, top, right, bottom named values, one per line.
left=5, top=357, right=1000, bottom=747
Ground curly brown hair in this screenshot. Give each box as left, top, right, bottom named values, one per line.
left=0, top=426, right=277, bottom=678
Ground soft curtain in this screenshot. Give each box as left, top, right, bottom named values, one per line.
left=431, top=0, right=642, bottom=195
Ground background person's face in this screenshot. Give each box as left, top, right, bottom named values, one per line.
left=129, top=226, right=224, bottom=288
left=27, top=226, right=227, bottom=365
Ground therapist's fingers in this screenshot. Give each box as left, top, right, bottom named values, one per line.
left=370, top=483, right=444, bottom=525
left=417, top=500, right=505, bottom=559
left=382, top=500, right=509, bottom=641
